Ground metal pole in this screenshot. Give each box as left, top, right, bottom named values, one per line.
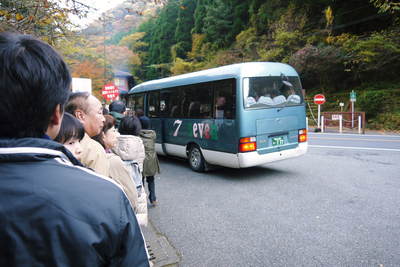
left=317, top=104, right=321, bottom=129
left=351, top=101, right=354, bottom=128
left=321, top=116, right=324, bottom=133
left=339, top=115, right=343, bottom=133
left=306, top=117, right=308, bottom=132
left=358, top=115, right=362, bottom=134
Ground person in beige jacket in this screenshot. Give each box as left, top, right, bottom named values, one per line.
left=114, top=115, right=145, bottom=170
left=92, top=115, right=148, bottom=225
left=65, top=92, right=109, bottom=177
left=113, top=115, right=148, bottom=223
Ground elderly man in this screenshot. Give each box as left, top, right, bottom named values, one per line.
left=0, top=32, right=149, bottom=266
left=66, top=92, right=110, bottom=176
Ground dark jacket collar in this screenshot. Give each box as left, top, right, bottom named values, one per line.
left=0, top=137, right=83, bottom=166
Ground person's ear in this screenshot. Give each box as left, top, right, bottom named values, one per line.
left=50, top=104, right=63, bottom=126
left=46, top=104, right=63, bottom=139
left=74, top=109, right=85, bottom=123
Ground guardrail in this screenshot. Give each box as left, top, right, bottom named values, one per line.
left=320, top=112, right=365, bottom=134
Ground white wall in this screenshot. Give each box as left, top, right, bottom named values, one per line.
left=72, top=78, right=92, bottom=94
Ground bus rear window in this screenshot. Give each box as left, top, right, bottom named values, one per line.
left=243, top=76, right=303, bottom=109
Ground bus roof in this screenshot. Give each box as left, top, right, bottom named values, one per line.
left=129, top=62, right=299, bottom=93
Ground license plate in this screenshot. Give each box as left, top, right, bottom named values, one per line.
left=272, top=136, right=285, bottom=146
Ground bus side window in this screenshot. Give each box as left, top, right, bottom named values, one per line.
left=170, top=87, right=182, bottom=118
left=159, top=90, right=171, bottom=117
left=160, top=88, right=182, bottom=118
left=214, top=79, right=235, bottom=119
left=148, top=91, right=159, bottom=118
left=182, top=84, right=212, bottom=119
left=127, top=93, right=144, bottom=113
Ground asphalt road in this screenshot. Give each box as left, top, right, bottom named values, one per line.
left=148, top=133, right=400, bottom=266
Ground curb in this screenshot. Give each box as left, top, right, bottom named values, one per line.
left=142, top=219, right=180, bottom=267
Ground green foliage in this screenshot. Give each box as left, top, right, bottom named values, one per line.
left=369, top=113, right=400, bottom=130
left=174, top=0, right=197, bottom=58
left=289, top=44, right=348, bottom=90
left=170, top=58, right=202, bottom=75
left=235, top=27, right=259, bottom=59
left=357, top=87, right=400, bottom=130
left=187, top=33, right=207, bottom=60
left=110, top=0, right=400, bottom=129
left=257, top=3, right=307, bottom=62
left=340, top=30, right=400, bottom=80
left=119, top=32, right=147, bottom=51
left=227, top=0, right=251, bottom=38
left=0, top=0, right=88, bottom=45
left=358, top=91, right=391, bottom=118
left=106, top=28, right=137, bottom=45
left=203, top=0, right=235, bottom=48
left=370, top=0, right=400, bottom=13
left=193, top=0, right=211, bottom=34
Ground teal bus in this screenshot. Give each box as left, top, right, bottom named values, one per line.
left=126, top=62, right=307, bottom=171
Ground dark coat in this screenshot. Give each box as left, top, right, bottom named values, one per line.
left=109, top=111, right=125, bottom=129
left=139, top=130, right=160, bottom=176
left=0, top=137, right=149, bottom=266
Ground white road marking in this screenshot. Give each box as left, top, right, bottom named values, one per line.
left=308, top=132, right=400, bottom=138
left=309, top=145, right=400, bottom=152
left=310, top=137, right=400, bottom=142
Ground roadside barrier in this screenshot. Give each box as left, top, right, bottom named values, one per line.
left=320, top=112, right=365, bottom=134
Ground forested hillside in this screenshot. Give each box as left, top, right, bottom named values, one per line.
left=113, top=0, right=399, bottom=129
left=1, top=0, right=398, bottom=129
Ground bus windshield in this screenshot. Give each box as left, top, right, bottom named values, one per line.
left=243, top=75, right=303, bottom=109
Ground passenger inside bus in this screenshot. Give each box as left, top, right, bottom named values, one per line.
left=257, top=88, right=274, bottom=105
left=286, top=87, right=301, bottom=104
left=188, top=101, right=201, bottom=117
left=170, top=105, right=179, bottom=117
left=271, top=89, right=286, bottom=105
left=215, top=96, right=226, bottom=119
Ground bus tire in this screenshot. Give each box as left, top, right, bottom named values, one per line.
left=188, top=145, right=206, bottom=172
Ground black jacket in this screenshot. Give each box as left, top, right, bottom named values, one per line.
left=0, top=137, right=149, bottom=266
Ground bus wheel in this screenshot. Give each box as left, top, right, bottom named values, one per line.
left=188, top=145, right=205, bottom=172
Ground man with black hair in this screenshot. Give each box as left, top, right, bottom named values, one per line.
left=109, top=100, right=126, bottom=129
left=0, top=32, right=149, bottom=266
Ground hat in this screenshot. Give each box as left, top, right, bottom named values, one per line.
left=109, top=100, right=126, bottom=114
left=139, top=116, right=150, bottom=129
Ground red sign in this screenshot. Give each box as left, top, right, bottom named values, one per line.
left=314, top=94, right=326, bottom=105
left=102, top=83, right=119, bottom=101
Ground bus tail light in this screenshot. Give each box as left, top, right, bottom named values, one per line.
left=239, top=137, right=257, bottom=152
left=298, top=129, right=307, bottom=143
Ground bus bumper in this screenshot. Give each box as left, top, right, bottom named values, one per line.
left=238, top=142, right=308, bottom=168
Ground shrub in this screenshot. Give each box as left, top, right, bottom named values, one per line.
left=368, top=113, right=400, bottom=131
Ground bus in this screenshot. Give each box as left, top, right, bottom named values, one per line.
left=125, top=62, right=307, bottom=171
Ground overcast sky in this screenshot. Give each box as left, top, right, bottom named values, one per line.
left=70, top=0, right=126, bottom=28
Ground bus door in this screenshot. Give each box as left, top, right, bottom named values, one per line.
left=210, top=79, right=237, bottom=153
left=147, top=91, right=167, bottom=154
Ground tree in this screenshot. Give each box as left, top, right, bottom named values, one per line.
left=147, top=1, right=179, bottom=65
left=71, top=60, right=104, bottom=99
left=339, top=30, right=400, bottom=81
left=119, top=32, right=148, bottom=51
left=174, top=0, right=197, bottom=58
left=203, top=0, right=235, bottom=48
left=289, top=44, right=348, bottom=90
left=370, top=0, right=400, bottom=13
left=193, top=0, right=211, bottom=34
left=0, top=0, right=89, bottom=45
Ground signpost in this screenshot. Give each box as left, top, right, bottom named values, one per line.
left=102, top=83, right=119, bottom=102
left=314, top=94, right=326, bottom=129
left=350, top=90, right=356, bottom=128
left=339, top=102, right=344, bottom=112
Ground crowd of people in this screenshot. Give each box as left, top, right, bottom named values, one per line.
left=0, top=32, right=159, bottom=266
